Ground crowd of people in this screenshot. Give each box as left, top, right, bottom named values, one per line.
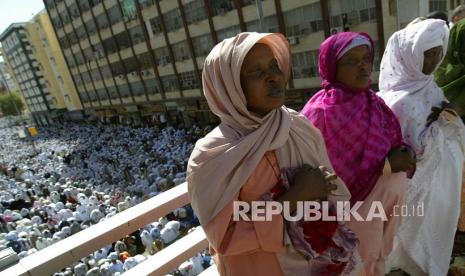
left=0, top=120, right=214, bottom=275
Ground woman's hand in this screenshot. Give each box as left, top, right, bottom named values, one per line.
left=388, top=146, right=416, bottom=173
left=277, top=165, right=337, bottom=213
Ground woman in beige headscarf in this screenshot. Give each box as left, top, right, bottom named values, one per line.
left=187, top=32, right=362, bottom=275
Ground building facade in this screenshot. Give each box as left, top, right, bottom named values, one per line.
left=43, top=0, right=462, bottom=126
left=0, top=59, right=18, bottom=93
left=42, top=0, right=401, bottom=126
left=0, top=23, right=55, bottom=125
left=397, top=0, right=465, bottom=27
left=26, top=10, right=84, bottom=122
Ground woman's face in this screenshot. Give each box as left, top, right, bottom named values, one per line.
left=240, top=43, right=286, bottom=117
left=335, top=45, right=372, bottom=90
left=422, top=46, right=443, bottom=75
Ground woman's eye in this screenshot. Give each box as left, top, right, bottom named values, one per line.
left=345, top=59, right=358, bottom=66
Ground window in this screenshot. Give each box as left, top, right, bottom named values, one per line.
left=97, top=88, right=108, bottom=101
left=85, top=20, right=97, bottom=35
left=241, top=0, right=255, bottom=7
left=72, top=26, right=87, bottom=39
left=90, top=68, right=101, bottom=82
left=184, top=0, right=208, bottom=24
left=163, top=9, right=182, bottom=32
left=179, top=71, right=199, bottom=90
left=246, top=15, right=280, bottom=33
left=161, top=75, right=179, bottom=92
left=108, top=6, right=123, bottom=24
left=144, top=79, right=160, bottom=94
left=429, top=0, right=447, bottom=11
left=115, top=32, right=131, bottom=49
left=291, top=50, right=319, bottom=79
left=123, top=57, right=139, bottom=73
left=154, top=47, right=171, bottom=66
left=88, top=90, right=98, bottom=101
left=103, top=38, right=118, bottom=54
left=90, top=0, right=102, bottom=8
left=172, top=41, right=190, bottom=62
left=69, top=3, right=80, bottom=18
left=53, top=18, right=62, bottom=29
left=212, top=0, right=234, bottom=16
left=129, top=26, right=144, bottom=44
left=78, top=0, right=91, bottom=11
left=138, top=0, right=154, bottom=8
left=217, top=25, right=241, bottom=42
left=107, top=86, right=120, bottom=99
left=137, top=53, right=151, bottom=69
left=119, top=84, right=131, bottom=98
left=329, top=0, right=376, bottom=30
left=80, top=92, right=89, bottom=103
left=283, top=3, right=323, bottom=37
left=149, top=17, right=163, bottom=36
left=110, top=61, right=125, bottom=76
left=192, top=34, right=214, bottom=56
left=101, top=65, right=112, bottom=79
left=130, top=81, right=145, bottom=97
left=360, top=9, right=369, bottom=22
left=96, top=15, right=109, bottom=29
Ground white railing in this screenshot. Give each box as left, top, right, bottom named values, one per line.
left=1, top=182, right=212, bottom=276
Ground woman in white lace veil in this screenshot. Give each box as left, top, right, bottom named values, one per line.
left=378, top=19, right=465, bottom=275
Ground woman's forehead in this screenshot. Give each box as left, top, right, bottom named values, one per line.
left=242, top=44, right=275, bottom=66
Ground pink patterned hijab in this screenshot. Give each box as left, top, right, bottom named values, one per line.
left=301, top=32, right=403, bottom=203
left=188, top=32, right=350, bottom=226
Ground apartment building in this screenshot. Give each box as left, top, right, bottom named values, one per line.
left=26, top=10, right=83, bottom=121
left=42, top=0, right=403, bottom=126
left=0, top=23, right=54, bottom=125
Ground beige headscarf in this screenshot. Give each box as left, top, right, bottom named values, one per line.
left=187, top=32, right=350, bottom=226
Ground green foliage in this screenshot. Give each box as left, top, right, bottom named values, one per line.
left=0, top=92, right=24, bottom=116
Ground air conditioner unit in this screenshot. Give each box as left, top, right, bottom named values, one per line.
left=218, top=8, right=226, bottom=15
left=330, top=26, right=343, bottom=35
left=131, top=72, right=138, bottom=77
left=287, top=36, right=300, bottom=45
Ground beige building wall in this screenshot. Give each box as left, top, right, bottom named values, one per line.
left=26, top=10, right=82, bottom=112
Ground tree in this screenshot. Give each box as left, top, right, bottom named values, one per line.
left=0, top=92, right=24, bottom=116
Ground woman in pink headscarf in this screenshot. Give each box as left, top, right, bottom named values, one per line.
left=301, top=32, right=416, bottom=275
left=187, top=32, right=362, bottom=275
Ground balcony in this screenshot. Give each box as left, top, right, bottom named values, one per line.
left=2, top=182, right=217, bottom=275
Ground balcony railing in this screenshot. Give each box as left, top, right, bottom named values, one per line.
left=1, top=182, right=217, bottom=276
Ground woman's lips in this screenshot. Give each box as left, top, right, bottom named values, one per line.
left=268, top=86, right=285, bottom=97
